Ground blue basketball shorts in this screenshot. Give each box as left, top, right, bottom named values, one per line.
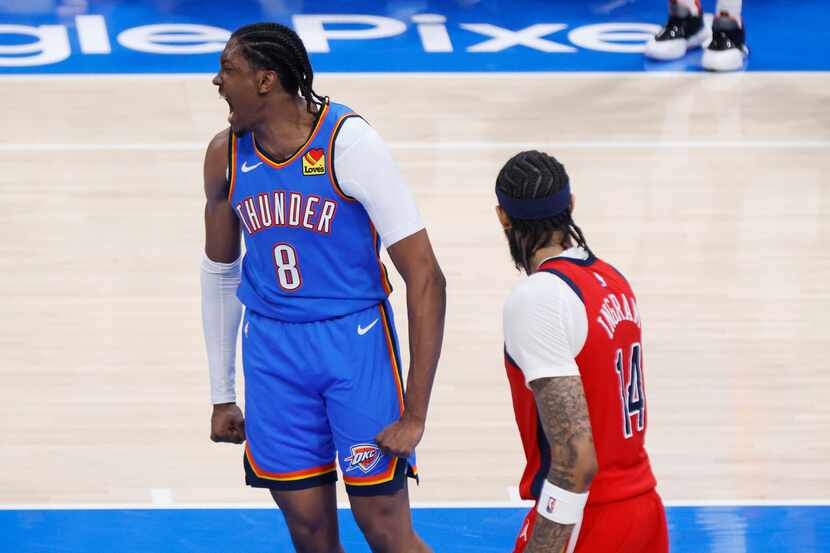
left=241, top=299, right=418, bottom=496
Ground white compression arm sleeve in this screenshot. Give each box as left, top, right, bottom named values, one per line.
left=334, top=117, right=424, bottom=247
left=200, top=254, right=243, bottom=404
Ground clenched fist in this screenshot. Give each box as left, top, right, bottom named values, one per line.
left=211, top=403, right=245, bottom=444
left=375, top=414, right=425, bottom=458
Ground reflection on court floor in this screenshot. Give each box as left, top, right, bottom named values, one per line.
left=3, top=505, right=829, bottom=553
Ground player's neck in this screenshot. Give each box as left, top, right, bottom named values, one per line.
left=529, top=244, right=566, bottom=274
left=252, top=96, right=317, bottom=161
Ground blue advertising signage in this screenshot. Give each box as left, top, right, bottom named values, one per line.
left=0, top=0, right=825, bottom=73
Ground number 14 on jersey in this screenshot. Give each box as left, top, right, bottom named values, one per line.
left=614, top=343, right=646, bottom=439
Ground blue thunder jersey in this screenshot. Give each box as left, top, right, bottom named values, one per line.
left=228, top=99, right=393, bottom=323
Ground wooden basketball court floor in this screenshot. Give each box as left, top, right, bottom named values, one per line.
left=1, top=71, right=828, bottom=510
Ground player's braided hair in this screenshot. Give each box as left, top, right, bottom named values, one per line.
left=230, top=23, right=326, bottom=113
left=496, top=151, right=592, bottom=273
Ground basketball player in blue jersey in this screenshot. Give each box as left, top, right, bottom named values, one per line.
left=200, top=23, right=446, bottom=553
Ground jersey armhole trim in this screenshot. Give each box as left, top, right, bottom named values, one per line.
left=370, top=220, right=393, bottom=295
left=327, top=113, right=363, bottom=203
left=227, top=130, right=238, bottom=203
left=540, top=268, right=584, bottom=304
left=505, top=345, right=556, bottom=499
left=504, top=347, right=519, bottom=370
left=548, top=254, right=597, bottom=267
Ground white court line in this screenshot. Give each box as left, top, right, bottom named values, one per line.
left=0, top=143, right=206, bottom=152
left=1, top=499, right=828, bottom=510
left=149, top=488, right=175, bottom=505
left=0, top=71, right=828, bottom=81
left=0, top=140, right=827, bottom=152
left=390, top=140, right=830, bottom=150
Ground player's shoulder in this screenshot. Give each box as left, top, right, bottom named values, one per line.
left=508, top=271, right=577, bottom=301
left=327, top=102, right=383, bottom=152
left=575, top=256, right=636, bottom=298
left=204, top=127, right=232, bottom=172
left=507, top=272, right=556, bottom=303
left=206, top=127, right=231, bottom=156
left=504, top=271, right=580, bottom=320
left=332, top=114, right=377, bottom=155
left=204, top=128, right=232, bottom=196
left=595, top=257, right=632, bottom=285
left=330, top=99, right=359, bottom=119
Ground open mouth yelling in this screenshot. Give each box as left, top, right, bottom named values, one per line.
left=220, top=91, right=233, bottom=124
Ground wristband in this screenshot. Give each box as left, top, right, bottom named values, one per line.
left=536, top=479, right=588, bottom=525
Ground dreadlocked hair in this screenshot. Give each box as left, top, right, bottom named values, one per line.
left=230, top=23, right=326, bottom=113
left=496, top=150, right=593, bottom=273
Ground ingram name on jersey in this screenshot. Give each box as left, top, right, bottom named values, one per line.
left=228, top=99, right=392, bottom=322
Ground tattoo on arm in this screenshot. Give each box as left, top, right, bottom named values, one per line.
left=525, top=376, right=596, bottom=553
left=531, top=376, right=595, bottom=490
left=527, top=519, right=574, bottom=553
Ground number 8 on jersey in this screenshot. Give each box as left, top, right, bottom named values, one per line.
left=273, top=243, right=301, bottom=291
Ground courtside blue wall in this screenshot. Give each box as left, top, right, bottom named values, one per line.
left=0, top=0, right=826, bottom=73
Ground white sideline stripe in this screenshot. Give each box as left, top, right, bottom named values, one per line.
left=1, top=499, right=828, bottom=510
left=0, top=140, right=827, bottom=153
left=0, top=71, right=828, bottom=80
left=392, top=141, right=830, bottom=150
left=149, top=488, right=175, bottom=505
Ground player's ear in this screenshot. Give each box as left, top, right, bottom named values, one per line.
left=496, top=206, right=511, bottom=230
left=257, top=70, right=277, bottom=94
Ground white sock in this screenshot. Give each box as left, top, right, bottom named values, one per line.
left=669, top=0, right=701, bottom=17
left=715, top=0, right=742, bottom=25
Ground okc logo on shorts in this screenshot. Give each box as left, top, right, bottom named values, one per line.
left=546, top=497, right=556, bottom=514
left=302, top=148, right=326, bottom=176
left=344, top=443, right=383, bottom=473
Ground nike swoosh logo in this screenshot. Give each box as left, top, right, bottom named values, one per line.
left=357, top=318, right=379, bottom=336
left=241, top=161, right=263, bottom=173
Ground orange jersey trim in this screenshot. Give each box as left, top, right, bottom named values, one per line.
left=379, top=302, right=405, bottom=414
left=327, top=111, right=358, bottom=202
left=371, top=224, right=393, bottom=295
left=245, top=445, right=336, bottom=481
left=343, top=461, right=419, bottom=486
left=343, top=457, right=399, bottom=486
left=252, top=100, right=330, bottom=169
left=227, top=131, right=238, bottom=202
